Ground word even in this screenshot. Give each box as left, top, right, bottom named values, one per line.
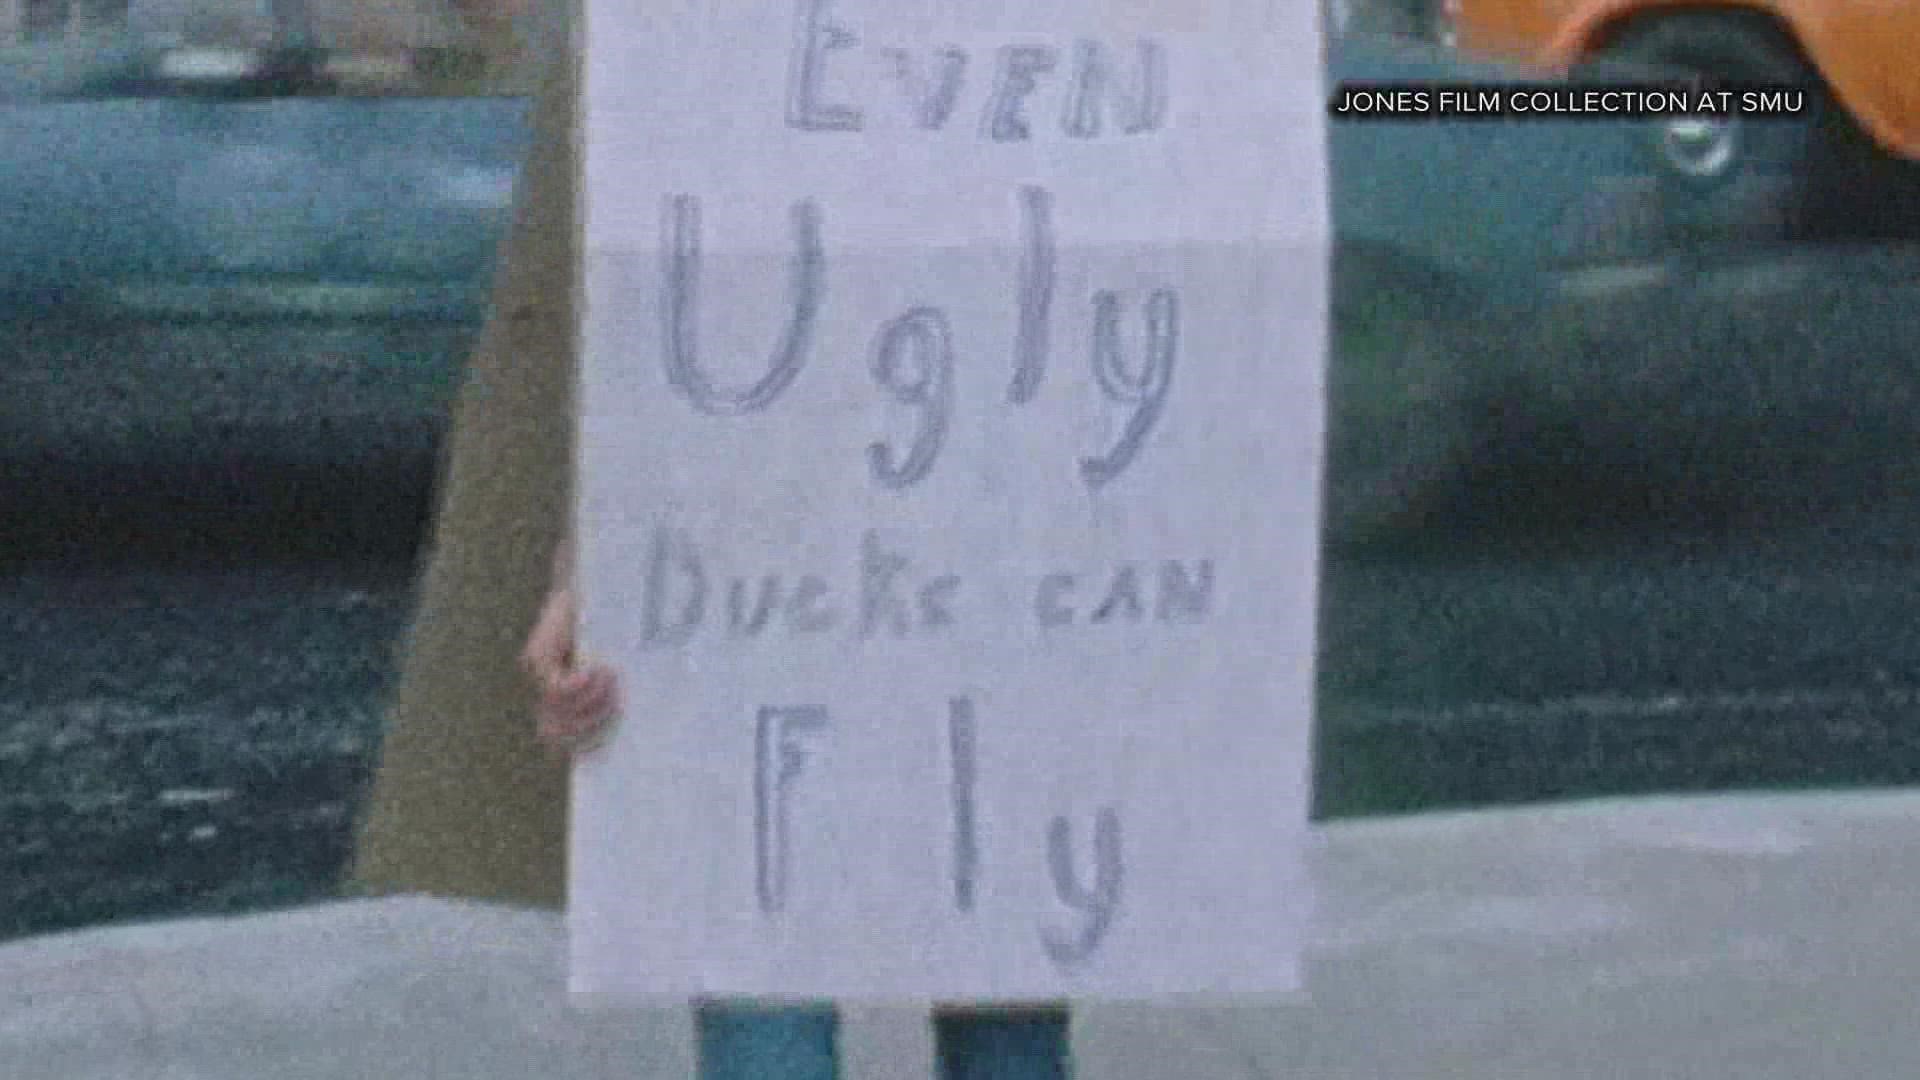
left=788, top=0, right=1167, bottom=139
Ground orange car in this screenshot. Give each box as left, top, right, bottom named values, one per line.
left=1442, top=0, right=1920, bottom=227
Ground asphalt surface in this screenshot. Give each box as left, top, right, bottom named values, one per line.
left=0, top=316, right=451, bottom=939
left=11, top=239, right=1920, bottom=942
left=0, top=561, right=408, bottom=939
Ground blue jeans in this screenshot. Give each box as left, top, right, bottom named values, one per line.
left=698, top=1003, right=1070, bottom=1080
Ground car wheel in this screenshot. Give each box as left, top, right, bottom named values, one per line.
left=1324, top=249, right=1484, bottom=548
left=1592, top=12, right=1826, bottom=197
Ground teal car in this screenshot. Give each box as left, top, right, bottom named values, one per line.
left=0, top=31, right=1629, bottom=543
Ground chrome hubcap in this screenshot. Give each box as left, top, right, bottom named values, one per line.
left=1660, top=114, right=1740, bottom=180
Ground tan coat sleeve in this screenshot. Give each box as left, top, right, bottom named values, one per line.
left=346, top=54, right=580, bottom=909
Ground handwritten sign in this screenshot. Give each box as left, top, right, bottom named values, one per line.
left=570, top=0, right=1328, bottom=1001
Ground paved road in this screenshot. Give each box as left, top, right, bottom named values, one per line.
left=0, top=561, right=408, bottom=939
left=0, top=317, right=446, bottom=939
left=10, top=241, right=1920, bottom=941
left=14, top=514, right=1920, bottom=940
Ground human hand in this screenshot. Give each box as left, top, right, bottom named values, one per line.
left=520, top=583, right=620, bottom=756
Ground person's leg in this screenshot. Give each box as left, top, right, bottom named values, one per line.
left=697, top=1001, right=840, bottom=1080
left=934, top=1005, right=1071, bottom=1080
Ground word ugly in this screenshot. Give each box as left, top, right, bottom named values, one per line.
left=648, top=0, right=1182, bottom=491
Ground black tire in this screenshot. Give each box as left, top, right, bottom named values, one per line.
left=1591, top=12, right=1826, bottom=199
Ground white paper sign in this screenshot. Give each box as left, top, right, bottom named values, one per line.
left=571, top=0, right=1329, bottom=1001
